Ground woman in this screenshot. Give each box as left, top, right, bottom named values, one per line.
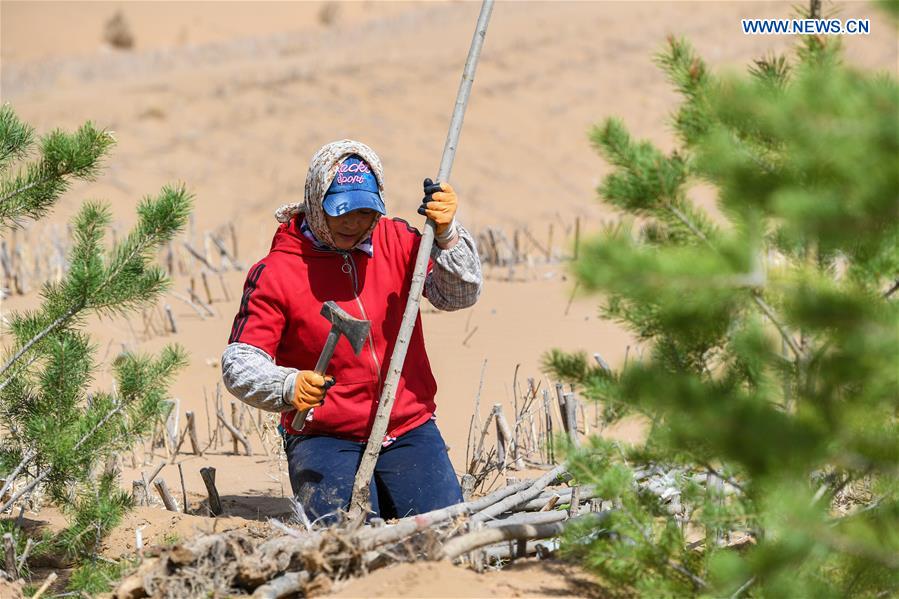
left=222, top=139, right=482, bottom=523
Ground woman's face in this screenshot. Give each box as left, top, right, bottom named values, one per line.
left=324, top=209, right=378, bottom=250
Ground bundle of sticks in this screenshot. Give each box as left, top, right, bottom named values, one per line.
left=116, top=456, right=746, bottom=598
left=114, top=464, right=607, bottom=598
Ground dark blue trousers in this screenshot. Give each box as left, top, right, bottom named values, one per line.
left=284, top=419, right=463, bottom=524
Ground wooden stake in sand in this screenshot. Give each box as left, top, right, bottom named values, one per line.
left=569, top=485, right=581, bottom=518
left=542, top=389, right=554, bottom=464
left=186, top=411, right=202, bottom=456
left=554, top=382, right=569, bottom=433
left=201, top=271, right=214, bottom=305
left=218, top=410, right=252, bottom=455
left=465, top=359, right=487, bottom=471
left=215, top=383, right=224, bottom=449
left=200, top=467, right=223, bottom=516
left=154, top=479, right=179, bottom=512
left=469, top=405, right=497, bottom=474
left=348, top=0, right=495, bottom=519
left=494, top=405, right=523, bottom=470
left=132, top=480, right=149, bottom=506
left=230, top=401, right=240, bottom=455
left=31, top=571, right=57, bottom=599
left=16, top=538, right=33, bottom=574
left=4, top=532, right=17, bottom=577
left=203, top=388, right=213, bottom=443
left=563, top=391, right=580, bottom=447
left=492, top=404, right=507, bottom=470
left=178, top=463, right=189, bottom=513
left=164, top=304, right=177, bottom=334
left=242, top=404, right=270, bottom=456
left=182, top=241, right=219, bottom=273
left=145, top=462, right=165, bottom=487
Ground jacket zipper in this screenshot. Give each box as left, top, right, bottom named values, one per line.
left=340, top=252, right=383, bottom=391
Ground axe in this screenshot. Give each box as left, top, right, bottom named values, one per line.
left=290, top=301, right=370, bottom=430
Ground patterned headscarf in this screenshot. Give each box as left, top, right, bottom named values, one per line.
left=275, top=139, right=386, bottom=249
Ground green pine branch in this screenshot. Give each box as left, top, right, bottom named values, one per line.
left=0, top=117, right=114, bottom=228
left=0, top=105, right=35, bottom=168
left=655, top=37, right=714, bottom=146
left=0, top=108, right=194, bottom=571
left=590, top=118, right=719, bottom=245
left=749, top=53, right=792, bottom=88
left=551, top=7, right=899, bottom=594
left=0, top=185, right=191, bottom=381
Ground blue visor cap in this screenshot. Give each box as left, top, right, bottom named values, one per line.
left=322, top=156, right=386, bottom=217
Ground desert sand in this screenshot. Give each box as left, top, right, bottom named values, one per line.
left=1, top=1, right=896, bottom=596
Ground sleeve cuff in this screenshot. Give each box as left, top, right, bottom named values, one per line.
left=281, top=371, right=297, bottom=411
left=435, top=219, right=458, bottom=248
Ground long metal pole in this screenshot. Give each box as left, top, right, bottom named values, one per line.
left=349, top=0, right=495, bottom=518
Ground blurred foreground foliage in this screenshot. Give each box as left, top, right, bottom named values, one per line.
left=544, top=14, right=898, bottom=599
left=0, top=104, right=191, bottom=591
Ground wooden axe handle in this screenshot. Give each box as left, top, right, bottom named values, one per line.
left=290, top=328, right=341, bottom=430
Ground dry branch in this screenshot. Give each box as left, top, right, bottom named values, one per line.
left=563, top=391, right=580, bottom=447
left=164, top=304, right=177, bottom=333
left=542, top=390, right=555, bottom=464
left=569, top=485, right=581, bottom=517
left=31, top=571, right=57, bottom=599
left=540, top=495, right=560, bottom=511
left=484, top=510, right=567, bottom=529
left=4, top=533, right=17, bottom=577
left=483, top=539, right=546, bottom=561
left=186, top=411, right=202, bottom=456
left=494, top=406, right=522, bottom=470
left=251, top=570, right=309, bottom=599
left=217, top=409, right=252, bottom=455
left=132, top=480, right=149, bottom=506
left=182, top=241, right=219, bottom=272
left=200, top=467, right=223, bottom=516
left=145, top=462, right=165, bottom=487
left=512, top=485, right=599, bottom=512
left=468, top=406, right=496, bottom=474
left=230, top=402, right=240, bottom=454
left=240, top=475, right=540, bottom=585
left=154, top=479, right=179, bottom=512
left=116, top=468, right=593, bottom=598
left=211, top=234, right=243, bottom=271
left=242, top=404, right=270, bottom=456
left=493, top=405, right=507, bottom=470
left=186, top=286, right=215, bottom=317
left=178, top=463, right=189, bottom=513
left=0, top=450, right=36, bottom=505
left=170, top=291, right=208, bottom=319
left=470, top=464, right=567, bottom=523
left=465, top=359, right=487, bottom=470
left=554, top=383, right=568, bottom=433
left=201, top=271, right=214, bottom=304
left=441, top=512, right=604, bottom=560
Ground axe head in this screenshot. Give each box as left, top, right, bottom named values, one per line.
left=321, top=301, right=370, bottom=355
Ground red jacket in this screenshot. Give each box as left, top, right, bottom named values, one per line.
left=228, top=215, right=438, bottom=440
